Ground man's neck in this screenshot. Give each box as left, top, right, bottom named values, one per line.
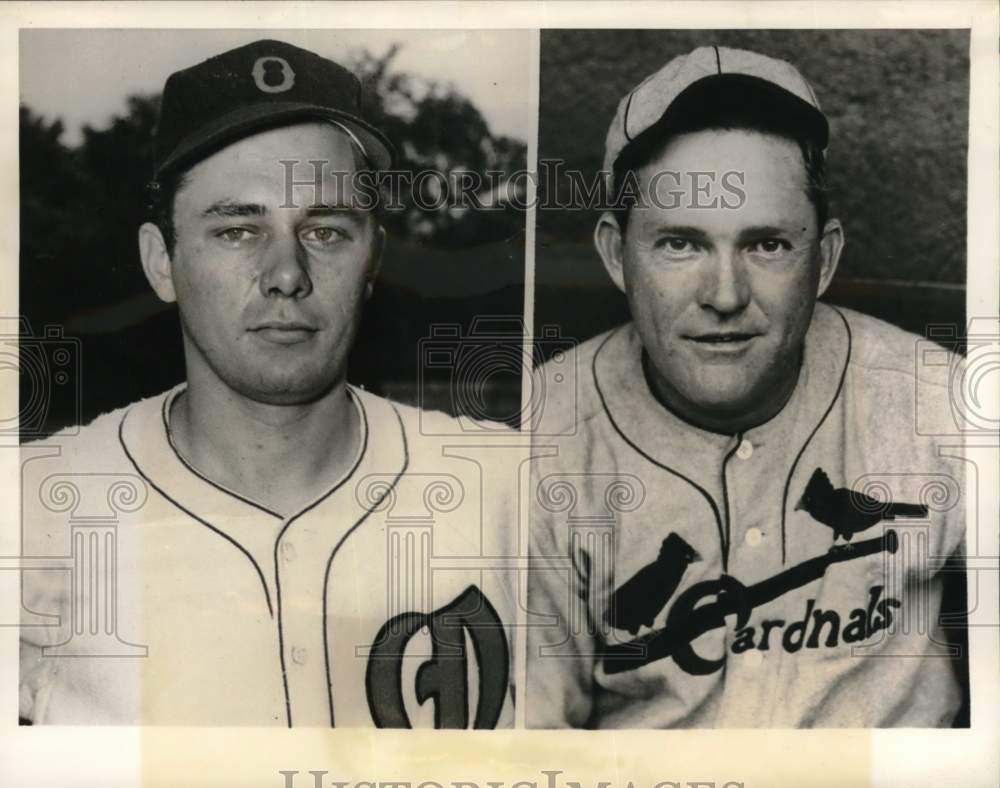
left=168, top=377, right=361, bottom=518
left=641, top=351, right=803, bottom=436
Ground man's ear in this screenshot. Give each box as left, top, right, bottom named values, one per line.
left=594, top=211, right=627, bottom=293
left=816, top=217, right=844, bottom=299
left=365, top=224, right=386, bottom=300
left=138, top=222, right=177, bottom=303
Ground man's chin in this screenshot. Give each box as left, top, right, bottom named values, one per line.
left=247, top=389, right=331, bottom=407
left=673, top=377, right=765, bottom=419
left=687, top=393, right=759, bottom=420
left=230, top=371, right=342, bottom=407
left=677, top=373, right=799, bottom=431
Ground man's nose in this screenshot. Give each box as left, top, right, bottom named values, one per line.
left=258, top=233, right=313, bottom=299
left=698, top=248, right=750, bottom=315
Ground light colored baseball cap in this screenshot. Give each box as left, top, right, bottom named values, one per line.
left=604, top=45, right=828, bottom=178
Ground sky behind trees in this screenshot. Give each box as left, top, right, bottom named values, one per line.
left=19, top=35, right=529, bottom=432
left=20, top=29, right=532, bottom=145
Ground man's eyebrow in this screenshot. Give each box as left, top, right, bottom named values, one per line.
left=202, top=202, right=267, bottom=218
left=199, top=202, right=367, bottom=220
left=655, top=225, right=712, bottom=243
left=737, top=225, right=800, bottom=240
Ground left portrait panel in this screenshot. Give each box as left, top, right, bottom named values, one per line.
left=17, top=28, right=532, bottom=728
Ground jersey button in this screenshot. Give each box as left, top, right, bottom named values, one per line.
left=281, top=542, right=297, bottom=562
left=744, top=527, right=763, bottom=547
left=736, top=439, right=754, bottom=460
left=291, top=646, right=308, bottom=665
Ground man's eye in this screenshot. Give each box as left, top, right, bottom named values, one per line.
left=303, top=226, right=346, bottom=245
left=215, top=227, right=256, bottom=244
left=659, top=237, right=697, bottom=253
left=750, top=238, right=791, bottom=254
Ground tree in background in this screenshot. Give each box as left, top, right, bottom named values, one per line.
left=354, top=44, right=526, bottom=247
left=20, top=45, right=526, bottom=328
left=19, top=45, right=528, bottom=431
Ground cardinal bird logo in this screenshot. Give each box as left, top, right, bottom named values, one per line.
left=796, top=468, right=928, bottom=543
left=604, top=532, right=701, bottom=636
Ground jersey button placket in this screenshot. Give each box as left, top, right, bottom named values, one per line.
left=274, top=517, right=328, bottom=726
left=731, top=438, right=764, bottom=560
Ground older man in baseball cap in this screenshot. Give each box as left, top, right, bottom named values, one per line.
left=527, top=45, right=966, bottom=728
left=20, top=39, right=517, bottom=727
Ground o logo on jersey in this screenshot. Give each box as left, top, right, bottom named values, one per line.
left=251, top=56, right=295, bottom=93
left=365, top=585, right=508, bottom=728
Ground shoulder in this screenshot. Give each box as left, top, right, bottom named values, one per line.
left=821, top=304, right=964, bottom=438
left=828, top=304, right=958, bottom=389
left=351, top=386, right=518, bottom=442
left=22, top=389, right=174, bottom=469
left=532, top=324, right=625, bottom=437
left=19, top=390, right=176, bottom=541
left=36, top=404, right=130, bottom=446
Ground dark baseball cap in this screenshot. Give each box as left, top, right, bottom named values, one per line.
left=153, top=39, right=395, bottom=179
left=605, top=46, right=828, bottom=178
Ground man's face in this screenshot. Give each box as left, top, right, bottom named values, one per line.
left=597, top=129, right=842, bottom=430
left=145, top=122, right=382, bottom=406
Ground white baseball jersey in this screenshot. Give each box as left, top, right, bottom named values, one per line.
left=527, top=303, right=966, bottom=728
left=20, top=385, right=519, bottom=727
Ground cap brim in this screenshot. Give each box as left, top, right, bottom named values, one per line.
left=155, top=101, right=395, bottom=178
left=617, top=73, right=829, bottom=172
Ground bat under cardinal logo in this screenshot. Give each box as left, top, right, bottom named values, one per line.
left=796, top=468, right=928, bottom=542
left=604, top=532, right=701, bottom=636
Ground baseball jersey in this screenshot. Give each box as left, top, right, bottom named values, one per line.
left=20, top=384, right=519, bottom=727
left=526, top=303, right=966, bottom=728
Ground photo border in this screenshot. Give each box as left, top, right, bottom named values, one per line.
left=1, top=3, right=996, bottom=788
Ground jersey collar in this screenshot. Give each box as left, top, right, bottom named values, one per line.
left=120, top=384, right=375, bottom=518
left=118, top=384, right=408, bottom=613
left=592, top=303, right=851, bottom=480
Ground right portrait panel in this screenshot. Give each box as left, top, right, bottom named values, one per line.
left=525, top=29, right=971, bottom=729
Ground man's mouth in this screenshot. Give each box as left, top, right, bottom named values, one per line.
left=250, top=322, right=319, bottom=344
left=687, top=332, right=758, bottom=344
left=683, top=332, right=761, bottom=356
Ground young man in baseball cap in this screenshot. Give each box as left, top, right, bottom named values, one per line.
left=20, top=39, right=517, bottom=727
left=527, top=46, right=967, bottom=728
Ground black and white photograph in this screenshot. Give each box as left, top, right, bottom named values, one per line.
left=526, top=29, right=973, bottom=729
left=17, top=28, right=531, bottom=728
left=1, top=3, right=997, bottom=788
